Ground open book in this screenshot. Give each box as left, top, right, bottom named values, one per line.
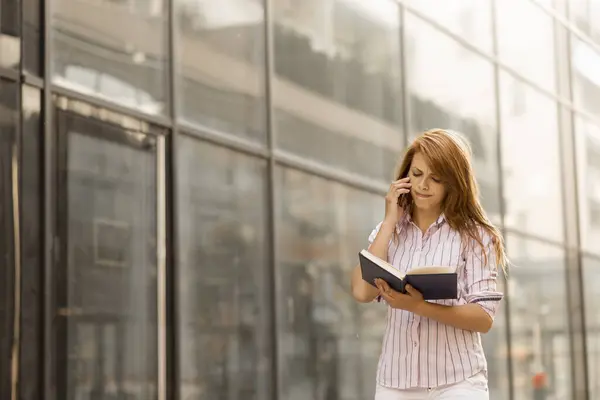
left=359, top=249, right=458, bottom=300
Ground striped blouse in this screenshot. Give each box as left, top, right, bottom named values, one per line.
left=368, top=213, right=503, bottom=390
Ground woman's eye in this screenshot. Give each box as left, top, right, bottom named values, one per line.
left=412, top=172, right=422, bottom=177
left=432, top=178, right=441, bottom=183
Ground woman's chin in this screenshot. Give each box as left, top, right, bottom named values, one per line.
left=413, top=198, right=440, bottom=211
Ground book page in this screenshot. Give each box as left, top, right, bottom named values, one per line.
left=360, top=249, right=404, bottom=279
left=406, top=266, right=454, bottom=275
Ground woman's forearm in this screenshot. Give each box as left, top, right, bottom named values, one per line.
left=350, top=266, right=379, bottom=302
left=351, top=220, right=396, bottom=302
left=367, top=220, right=396, bottom=260
left=414, top=302, right=493, bottom=333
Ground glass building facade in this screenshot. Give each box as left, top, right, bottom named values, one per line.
left=1, top=0, right=599, bottom=399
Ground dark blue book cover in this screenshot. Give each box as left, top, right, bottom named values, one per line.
left=359, top=250, right=458, bottom=300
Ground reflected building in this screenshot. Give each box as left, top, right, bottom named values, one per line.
left=1, top=1, right=600, bottom=400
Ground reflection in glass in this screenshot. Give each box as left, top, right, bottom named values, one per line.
left=506, top=236, right=571, bottom=400
left=272, top=0, right=403, bottom=182
left=52, top=0, right=168, bottom=114
left=56, top=115, right=158, bottom=399
left=23, top=0, right=42, bottom=75
left=276, top=167, right=388, bottom=400
left=0, top=79, right=17, bottom=400
left=495, top=0, right=556, bottom=91
left=20, top=86, right=43, bottom=400
left=499, top=72, right=563, bottom=241
left=582, top=256, right=600, bottom=399
left=175, top=0, right=267, bottom=142
left=482, top=274, right=510, bottom=400
left=570, top=0, right=600, bottom=45
left=404, top=0, right=493, bottom=51
left=0, top=0, right=21, bottom=69
left=177, top=137, right=269, bottom=400
left=571, top=38, right=600, bottom=121
left=404, top=14, right=501, bottom=222
left=574, top=117, right=600, bottom=254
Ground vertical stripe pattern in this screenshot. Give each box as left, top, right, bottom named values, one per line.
left=367, top=214, right=504, bottom=389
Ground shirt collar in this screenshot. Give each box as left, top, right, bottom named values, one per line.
left=435, top=213, right=446, bottom=226
left=400, top=212, right=446, bottom=231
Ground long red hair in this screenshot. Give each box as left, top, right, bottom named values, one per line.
left=396, top=129, right=508, bottom=270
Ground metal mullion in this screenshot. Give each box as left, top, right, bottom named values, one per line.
left=562, top=111, right=589, bottom=400
left=50, top=85, right=173, bottom=129
left=18, top=0, right=23, bottom=76
left=22, top=73, right=44, bottom=89
left=263, top=0, right=278, bottom=398
left=559, top=9, right=590, bottom=398
left=558, top=105, right=589, bottom=400
left=10, top=71, right=23, bottom=400
left=490, top=1, right=514, bottom=398
left=42, top=0, right=55, bottom=397
left=553, top=13, right=579, bottom=400
left=273, top=151, right=388, bottom=197
left=398, top=2, right=409, bottom=149
left=0, top=67, right=20, bottom=81
left=156, top=136, right=167, bottom=400
left=178, top=122, right=270, bottom=160
left=165, top=0, right=178, bottom=395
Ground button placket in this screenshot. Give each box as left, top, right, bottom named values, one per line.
left=411, top=315, right=420, bottom=387
left=414, top=233, right=423, bottom=268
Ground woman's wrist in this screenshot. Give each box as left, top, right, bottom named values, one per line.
left=412, top=299, right=430, bottom=316
left=381, top=219, right=398, bottom=232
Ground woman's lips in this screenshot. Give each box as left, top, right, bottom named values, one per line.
left=414, top=192, right=432, bottom=199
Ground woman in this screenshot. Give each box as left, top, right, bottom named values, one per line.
left=351, top=129, right=507, bottom=399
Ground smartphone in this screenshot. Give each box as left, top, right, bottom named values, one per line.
left=397, top=176, right=411, bottom=208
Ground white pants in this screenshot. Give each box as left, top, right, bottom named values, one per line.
left=375, top=371, right=489, bottom=400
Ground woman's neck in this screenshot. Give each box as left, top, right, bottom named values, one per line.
left=412, top=207, right=442, bottom=233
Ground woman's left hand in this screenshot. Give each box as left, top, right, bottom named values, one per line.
left=375, top=279, right=424, bottom=312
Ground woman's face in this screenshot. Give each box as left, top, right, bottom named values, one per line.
left=408, top=152, right=447, bottom=212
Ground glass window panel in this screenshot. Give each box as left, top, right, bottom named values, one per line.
left=570, top=0, right=600, bottom=45
left=483, top=274, right=510, bottom=400
left=0, top=0, right=20, bottom=69
left=0, top=78, right=17, bottom=400
left=496, top=0, right=556, bottom=91
left=499, top=72, right=563, bottom=241
left=591, top=3, right=600, bottom=45
left=52, top=0, right=168, bottom=115
left=571, top=38, right=600, bottom=121
left=405, top=14, right=501, bottom=222
left=506, top=236, right=571, bottom=400
left=20, top=85, right=42, bottom=400
left=570, top=0, right=590, bottom=33
left=276, top=167, right=388, bottom=400
left=55, top=112, right=159, bottom=399
left=574, top=115, right=600, bottom=254
left=583, top=256, right=600, bottom=399
left=539, top=0, right=561, bottom=12
left=175, top=0, right=267, bottom=143
left=404, top=0, right=493, bottom=51
left=592, top=5, right=600, bottom=45
left=176, top=137, right=270, bottom=400
left=23, top=0, right=42, bottom=75
left=272, top=0, right=403, bottom=182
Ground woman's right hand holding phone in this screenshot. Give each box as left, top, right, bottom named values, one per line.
left=352, top=177, right=411, bottom=302
left=384, top=177, right=411, bottom=225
